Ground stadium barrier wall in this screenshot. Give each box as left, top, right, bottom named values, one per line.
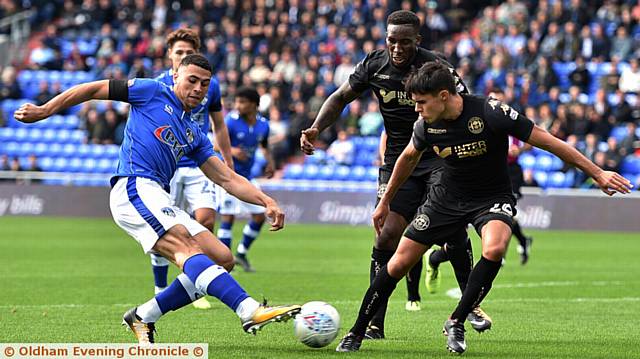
left=0, top=184, right=638, bottom=232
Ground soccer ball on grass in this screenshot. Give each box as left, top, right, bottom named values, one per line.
left=293, top=301, right=340, bottom=348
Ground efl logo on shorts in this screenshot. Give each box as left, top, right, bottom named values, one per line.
left=377, top=183, right=387, bottom=198
left=161, top=207, right=176, bottom=217
left=412, top=214, right=430, bottom=231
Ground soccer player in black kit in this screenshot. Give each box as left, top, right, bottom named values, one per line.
left=336, top=61, right=632, bottom=354
left=300, top=10, right=490, bottom=339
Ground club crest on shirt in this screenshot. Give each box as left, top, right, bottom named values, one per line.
left=412, top=214, right=430, bottom=231
left=161, top=207, right=176, bottom=217
left=468, top=117, right=484, bottom=134
left=377, top=183, right=387, bottom=198
left=186, top=128, right=194, bottom=144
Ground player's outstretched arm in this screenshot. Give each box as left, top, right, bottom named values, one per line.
left=300, top=81, right=361, bottom=155
left=14, top=80, right=110, bottom=123
left=372, top=141, right=423, bottom=234
left=210, top=111, right=234, bottom=169
left=526, top=126, right=633, bottom=195
left=200, top=156, right=284, bottom=230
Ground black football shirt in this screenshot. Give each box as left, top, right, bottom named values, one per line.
left=348, top=48, right=469, bottom=176
left=412, top=94, right=535, bottom=200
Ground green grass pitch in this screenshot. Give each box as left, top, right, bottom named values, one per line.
left=0, top=216, right=638, bottom=358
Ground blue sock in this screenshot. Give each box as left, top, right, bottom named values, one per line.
left=150, top=254, right=169, bottom=291
left=183, top=254, right=249, bottom=311
left=217, top=221, right=233, bottom=248
left=238, top=220, right=264, bottom=254
left=155, top=273, right=201, bottom=314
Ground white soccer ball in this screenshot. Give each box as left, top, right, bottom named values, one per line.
left=293, top=301, right=340, bottom=348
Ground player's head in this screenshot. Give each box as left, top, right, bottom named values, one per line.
left=173, top=54, right=212, bottom=110
left=386, top=10, right=421, bottom=67
left=235, top=87, right=260, bottom=117
left=166, top=28, right=201, bottom=73
left=405, top=61, right=457, bottom=123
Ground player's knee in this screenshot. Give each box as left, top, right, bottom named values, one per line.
left=198, top=216, right=215, bottom=232
left=387, top=254, right=412, bottom=278
left=482, top=242, right=507, bottom=262
left=375, top=224, right=404, bottom=251
left=252, top=213, right=266, bottom=224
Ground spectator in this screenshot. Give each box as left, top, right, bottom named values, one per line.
left=619, top=59, right=640, bottom=93
left=0, top=154, right=9, bottom=171
left=308, top=85, right=326, bottom=122
left=35, top=80, right=54, bottom=106
left=540, top=22, right=562, bottom=59
left=568, top=56, right=590, bottom=93
left=333, top=54, right=355, bottom=88
left=522, top=168, right=539, bottom=187
left=619, top=122, right=638, bottom=157
left=267, top=108, right=289, bottom=169
left=611, top=90, right=633, bottom=124
left=326, top=130, right=355, bottom=166
left=273, top=49, right=298, bottom=84
left=0, top=67, right=22, bottom=100
left=559, top=22, right=580, bottom=62
left=610, top=26, right=633, bottom=61
left=603, top=137, right=622, bottom=171
left=358, top=101, right=383, bottom=136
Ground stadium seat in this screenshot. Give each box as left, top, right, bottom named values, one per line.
left=3, top=142, right=19, bottom=156
left=535, top=155, right=554, bottom=171
left=518, top=153, right=536, bottom=169
left=64, top=115, right=80, bottom=129
left=96, top=158, right=113, bottom=173
left=333, top=165, right=351, bottom=181
left=16, top=143, right=34, bottom=157
left=534, top=171, right=548, bottom=188
left=82, top=158, right=97, bottom=172
left=349, top=165, right=367, bottom=181
left=26, top=128, right=43, bottom=142
left=301, top=164, right=320, bottom=180
left=75, top=144, right=91, bottom=158
left=46, top=143, right=63, bottom=157
left=104, top=145, right=119, bottom=159
left=317, top=165, right=335, bottom=180
left=90, top=144, right=106, bottom=158
left=41, top=128, right=57, bottom=143
left=0, top=127, right=14, bottom=142
left=51, top=157, right=69, bottom=172
left=610, top=126, right=628, bottom=142
left=283, top=164, right=303, bottom=179
left=14, top=128, right=28, bottom=141
left=363, top=136, right=380, bottom=151
left=366, top=166, right=378, bottom=182
left=33, top=143, right=49, bottom=157
left=304, top=149, right=326, bottom=164
left=620, top=158, right=640, bottom=175
left=547, top=172, right=566, bottom=188
left=38, top=157, right=54, bottom=171
left=68, top=157, right=84, bottom=172
left=57, top=129, right=71, bottom=143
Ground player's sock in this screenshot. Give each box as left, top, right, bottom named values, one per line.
left=447, top=238, right=474, bottom=292
left=150, top=253, right=170, bottom=294
left=136, top=273, right=202, bottom=323
left=351, top=266, right=400, bottom=337
left=512, top=220, right=528, bottom=248
left=183, top=253, right=255, bottom=318
left=406, top=257, right=422, bottom=302
left=429, top=247, right=449, bottom=269
left=369, top=247, right=394, bottom=332
left=238, top=220, right=264, bottom=254
left=217, top=221, right=233, bottom=248
left=450, top=256, right=501, bottom=322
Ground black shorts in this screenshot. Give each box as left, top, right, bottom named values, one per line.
left=377, top=167, right=443, bottom=223
left=404, top=184, right=517, bottom=247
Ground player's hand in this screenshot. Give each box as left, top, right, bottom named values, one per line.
left=372, top=202, right=390, bottom=236
left=14, top=103, right=49, bottom=123
left=300, top=128, right=319, bottom=155
left=594, top=170, right=633, bottom=196
left=231, top=147, right=248, bottom=161
left=265, top=203, right=285, bottom=231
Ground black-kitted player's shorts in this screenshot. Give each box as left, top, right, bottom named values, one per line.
left=404, top=183, right=517, bottom=247
left=377, top=167, right=443, bottom=223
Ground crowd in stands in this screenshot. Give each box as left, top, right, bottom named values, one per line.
left=0, top=0, right=639, bottom=189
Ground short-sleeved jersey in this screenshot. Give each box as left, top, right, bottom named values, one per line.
left=225, top=111, right=270, bottom=179
left=349, top=47, right=469, bottom=176
left=156, top=69, right=222, bottom=168
left=412, top=94, right=535, bottom=200
left=111, top=78, right=216, bottom=190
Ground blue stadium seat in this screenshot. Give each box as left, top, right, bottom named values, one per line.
left=354, top=150, right=374, bottom=166
left=349, top=165, right=367, bottom=181
left=317, top=165, right=335, bottom=180
left=301, top=164, right=320, bottom=180
left=17, top=70, right=33, bottom=84
left=90, top=144, right=106, bottom=158
left=366, top=166, right=378, bottom=182
left=38, top=157, right=54, bottom=171
left=64, top=115, right=80, bottom=129
left=0, top=127, right=14, bottom=142
left=46, top=143, right=63, bottom=157
left=351, top=136, right=365, bottom=151
left=283, top=164, right=303, bottom=179
left=534, top=171, right=548, bottom=188
left=547, top=172, right=566, bottom=188
left=26, top=128, right=43, bottom=142
left=82, top=158, right=97, bottom=172
left=105, top=145, right=119, bottom=159
left=33, top=142, right=49, bottom=157
left=620, top=157, right=640, bottom=175
left=518, top=153, right=536, bottom=170
left=14, top=128, right=28, bottom=141
left=535, top=155, right=554, bottom=171
left=51, top=157, right=69, bottom=172
left=68, top=157, right=84, bottom=172
left=304, top=149, right=326, bottom=164
left=47, top=71, right=61, bottom=83
left=16, top=142, right=34, bottom=157
left=61, top=143, right=77, bottom=157
left=3, top=142, right=19, bottom=156
left=57, top=129, right=71, bottom=143
left=41, top=128, right=57, bottom=143
left=610, top=126, right=628, bottom=142
left=70, top=130, right=85, bottom=143
left=76, top=144, right=91, bottom=158
left=333, top=165, right=351, bottom=181
left=363, top=136, right=380, bottom=151
left=96, top=158, right=113, bottom=173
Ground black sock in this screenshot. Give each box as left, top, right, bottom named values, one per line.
left=512, top=220, right=527, bottom=248
left=406, top=257, right=422, bottom=302
left=429, top=247, right=449, bottom=269
left=451, top=256, right=501, bottom=322
left=369, top=248, right=394, bottom=331
left=351, top=266, right=400, bottom=336
left=447, top=238, right=474, bottom=292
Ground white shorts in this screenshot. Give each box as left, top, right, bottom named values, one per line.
left=216, top=180, right=266, bottom=216
left=169, top=166, right=217, bottom=215
left=110, top=177, right=208, bottom=253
